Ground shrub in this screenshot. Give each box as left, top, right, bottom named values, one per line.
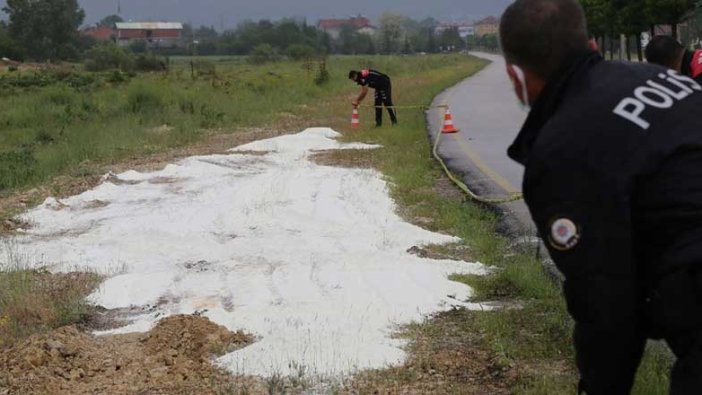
left=192, top=59, right=216, bottom=76
left=0, top=147, right=36, bottom=191
left=59, top=72, right=96, bottom=89
left=84, top=43, right=134, bottom=72
left=34, top=130, right=55, bottom=145
left=129, top=40, right=148, bottom=54
left=127, top=84, right=165, bottom=113
left=247, top=44, right=281, bottom=65
left=314, top=58, right=330, bottom=85
left=134, top=53, right=167, bottom=72
left=286, top=44, right=316, bottom=61
left=42, top=85, right=75, bottom=105
left=106, top=69, right=130, bottom=83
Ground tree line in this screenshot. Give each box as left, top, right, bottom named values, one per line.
left=580, top=0, right=702, bottom=60
left=0, top=0, right=497, bottom=62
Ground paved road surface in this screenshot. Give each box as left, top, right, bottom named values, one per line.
left=427, top=52, right=535, bottom=235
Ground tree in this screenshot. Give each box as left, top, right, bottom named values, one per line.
left=0, top=20, right=24, bottom=60
left=580, top=0, right=615, bottom=55
left=337, top=24, right=375, bottom=54
left=438, top=27, right=463, bottom=51
left=3, top=0, right=85, bottom=61
left=378, top=13, right=407, bottom=54
left=406, top=18, right=438, bottom=53
left=98, top=14, right=123, bottom=28
left=465, top=35, right=478, bottom=50
left=194, top=25, right=219, bottom=40
left=645, top=0, right=696, bottom=38
left=614, top=0, right=650, bottom=60
left=682, top=1, right=702, bottom=46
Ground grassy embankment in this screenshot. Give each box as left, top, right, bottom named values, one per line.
left=0, top=54, right=672, bottom=393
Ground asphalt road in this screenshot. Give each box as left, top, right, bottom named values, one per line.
left=427, top=52, right=535, bottom=235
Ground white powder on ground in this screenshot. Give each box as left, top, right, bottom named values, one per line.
left=4, top=127, right=490, bottom=379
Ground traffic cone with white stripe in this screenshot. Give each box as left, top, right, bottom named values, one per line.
left=441, top=107, right=459, bottom=134
left=351, top=108, right=360, bottom=129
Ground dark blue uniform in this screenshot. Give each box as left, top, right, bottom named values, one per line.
left=354, top=69, right=398, bottom=126
left=508, top=50, right=702, bottom=395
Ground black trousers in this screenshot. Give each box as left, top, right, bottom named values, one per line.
left=667, top=331, right=702, bottom=395
left=374, top=86, right=398, bottom=126
left=577, top=328, right=702, bottom=395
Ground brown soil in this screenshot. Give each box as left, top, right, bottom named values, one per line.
left=309, top=149, right=378, bottom=169
left=342, top=309, right=517, bottom=394
left=0, top=315, right=255, bottom=395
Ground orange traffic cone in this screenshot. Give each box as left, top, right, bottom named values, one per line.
left=351, top=108, right=360, bottom=129
left=441, top=108, right=459, bottom=134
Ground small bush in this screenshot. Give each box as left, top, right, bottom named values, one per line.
left=42, top=85, right=75, bottom=106
left=0, top=147, right=36, bottom=191
left=192, top=59, right=216, bottom=76
left=106, top=69, right=130, bottom=83
left=314, top=58, right=330, bottom=85
left=129, top=39, right=148, bottom=54
left=0, top=71, right=95, bottom=91
left=127, top=84, right=165, bottom=113
left=247, top=44, right=281, bottom=65
left=0, top=267, right=101, bottom=347
left=85, top=43, right=134, bottom=72
left=134, top=53, right=167, bottom=72
left=286, top=44, right=316, bottom=61
left=179, top=95, right=196, bottom=114
left=60, top=72, right=96, bottom=89
left=34, top=130, right=55, bottom=145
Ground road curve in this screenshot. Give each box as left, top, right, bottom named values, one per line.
left=427, top=52, right=535, bottom=235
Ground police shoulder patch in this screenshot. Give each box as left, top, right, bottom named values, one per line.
left=548, top=218, right=580, bottom=251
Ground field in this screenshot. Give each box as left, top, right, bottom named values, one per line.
left=0, top=55, right=464, bottom=195
left=0, top=54, right=672, bottom=393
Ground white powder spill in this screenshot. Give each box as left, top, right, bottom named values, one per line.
left=4, top=127, right=490, bottom=379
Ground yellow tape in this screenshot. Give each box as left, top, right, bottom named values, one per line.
left=359, top=104, right=448, bottom=110
left=354, top=98, right=523, bottom=204
left=431, top=106, right=524, bottom=205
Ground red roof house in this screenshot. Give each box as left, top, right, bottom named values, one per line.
left=318, top=16, right=375, bottom=38
left=80, top=25, right=116, bottom=41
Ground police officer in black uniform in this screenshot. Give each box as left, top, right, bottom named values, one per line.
left=499, top=0, right=702, bottom=393
left=349, top=69, right=398, bottom=127
left=645, top=35, right=702, bottom=83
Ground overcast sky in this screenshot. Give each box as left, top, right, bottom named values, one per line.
left=0, top=0, right=512, bottom=30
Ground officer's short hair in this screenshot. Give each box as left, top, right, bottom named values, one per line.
left=500, top=0, right=590, bottom=79
left=348, top=70, right=358, bottom=80
left=645, top=35, right=684, bottom=69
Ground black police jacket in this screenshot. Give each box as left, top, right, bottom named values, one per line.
left=355, top=69, right=391, bottom=90
left=508, top=51, right=702, bottom=340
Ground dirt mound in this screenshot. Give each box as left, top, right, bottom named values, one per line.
left=143, top=314, right=252, bottom=361
left=0, top=315, right=254, bottom=395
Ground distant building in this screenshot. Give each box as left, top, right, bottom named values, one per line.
left=115, top=22, right=184, bottom=48
left=435, top=22, right=475, bottom=38
left=474, top=16, right=499, bottom=37
left=80, top=25, right=116, bottom=42
left=317, top=16, right=375, bottom=39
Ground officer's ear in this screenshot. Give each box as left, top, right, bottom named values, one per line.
left=505, top=64, right=546, bottom=106
left=506, top=64, right=528, bottom=105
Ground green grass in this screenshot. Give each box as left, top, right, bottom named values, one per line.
left=0, top=260, right=101, bottom=348
left=0, top=55, right=473, bottom=193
